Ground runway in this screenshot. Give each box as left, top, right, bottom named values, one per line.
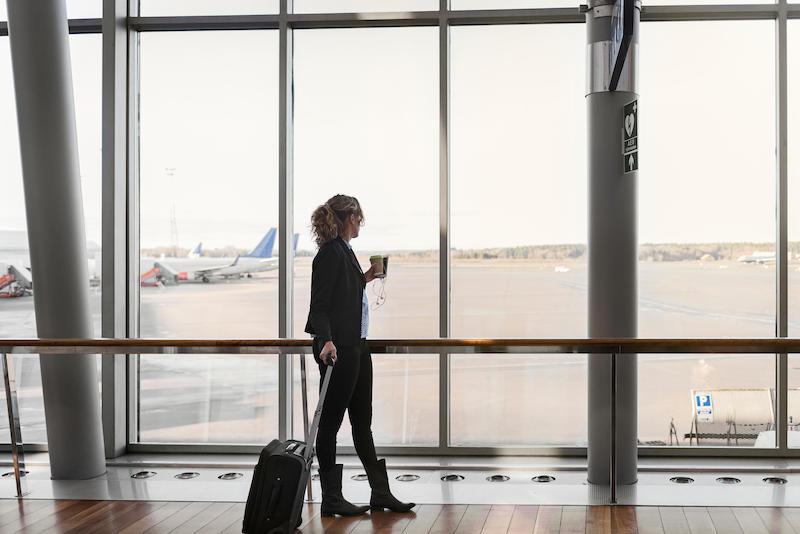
left=0, top=257, right=795, bottom=449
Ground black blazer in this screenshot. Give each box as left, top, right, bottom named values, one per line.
left=304, top=237, right=366, bottom=346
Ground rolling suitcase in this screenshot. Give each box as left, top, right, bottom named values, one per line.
left=242, top=360, right=333, bottom=534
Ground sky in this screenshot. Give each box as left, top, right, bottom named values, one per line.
left=0, top=14, right=797, bottom=254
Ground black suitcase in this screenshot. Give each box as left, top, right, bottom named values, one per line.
left=242, top=361, right=333, bottom=533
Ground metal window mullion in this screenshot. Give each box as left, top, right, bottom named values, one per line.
left=641, top=4, right=779, bottom=21
left=0, top=19, right=104, bottom=36
left=101, top=0, right=130, bottom=459
left=0, top=4, right=787, bottom=35
left=776, top=0, right=789, bottom=453
left=439, top=0, right=451, bottom=452
left=129, top=15, right=280, bottom=31
left=127, top=18, right=142, bottom=447
left=278, top=0, right=294, bottom=443
left=119, top=5, right=790, bottom=32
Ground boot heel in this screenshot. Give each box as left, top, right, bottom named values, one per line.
left=321, top=511, right=335, bottom=517
left=370, top=505, right=385, bottom=512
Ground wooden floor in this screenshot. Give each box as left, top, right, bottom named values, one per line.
left=0, top=500, right=799, bottom=533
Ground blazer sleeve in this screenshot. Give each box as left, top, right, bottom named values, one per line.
left=308, top=244, right=341, bottom=344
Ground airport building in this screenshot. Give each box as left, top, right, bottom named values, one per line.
left=0, top=0, right=799, bottom=531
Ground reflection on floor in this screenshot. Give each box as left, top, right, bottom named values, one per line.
left=0, top=501, right=797, bottom=533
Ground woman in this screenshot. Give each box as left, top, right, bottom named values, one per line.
left=305, top=194, right=415, bottom=517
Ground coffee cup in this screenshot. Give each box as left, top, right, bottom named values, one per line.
left=369, top=255, right=385, bottom=278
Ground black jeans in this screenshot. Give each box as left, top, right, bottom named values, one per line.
left=313, top=338, right=378, bottom=474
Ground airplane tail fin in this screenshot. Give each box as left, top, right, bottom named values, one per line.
left=244, top=228, right=277, bottom=258
left=293, top=233, right=299, bottom=253
left=188, top=242, right=203, bottom=258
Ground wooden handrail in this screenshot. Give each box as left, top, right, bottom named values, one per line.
left=0, top=338, right=800, bottom=354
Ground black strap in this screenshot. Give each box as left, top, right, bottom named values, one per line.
left=265, top=477, right=282, bottom=521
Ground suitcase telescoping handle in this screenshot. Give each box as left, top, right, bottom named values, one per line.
left=304, top=360, right=334, bottom=462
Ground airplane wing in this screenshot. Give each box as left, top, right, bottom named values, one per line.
left=192, top=258, right=238, bottom=276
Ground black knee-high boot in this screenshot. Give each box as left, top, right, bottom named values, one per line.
left=319, top=464, right=370, bottom=517
left=365, top=459, right=416, bottom=513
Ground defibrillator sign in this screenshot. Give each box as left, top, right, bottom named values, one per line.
left=622, top=99, right=638, bottom=175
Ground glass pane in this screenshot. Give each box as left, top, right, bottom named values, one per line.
left=451, top=354, right=586, bottom=446
left=789, top=22, right=800, bottom=447
left=449, top=25, right=586, bottom=446
left=639, top=21, right=775, bottom=448
left=292, top=354, right=438, bottom=446
left=294, top=1, right=436, bottom=13
left=292, top=27, right=439, bottom=339
left=639, top=21, right=775, bottom=339
left=641, top=355, right=776, bottom=447
left=790, top=21, right=800, bottom=339
left=137, top=31, right=279, bottom=444
left=0, top=34, right=102, bottom=443
left=292, top=28, right=439, bottom=446
left=0, top=1, right=101, bottom=20
left=451, top=0, right=578, bottom=9
left=450, top=24, right=587, bottom=339
left=641, top=0, right=771, bottom=6
left=139, top=0, right=278, bottom=16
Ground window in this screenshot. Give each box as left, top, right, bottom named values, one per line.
left=449, top=24, right=587, bottom=446
left=137, top=31, right=280, bottom=444
left=291, top=27, right=439, bottom=446
left=637, top=0, right=771, bottom=5
left=789, top=21, right=800, bottom=336
left=138, top=0, right=278, bottom=16
left=638, top=21, right=776, bottom=447
left=0, top=34, right=101, bottom=443
left=451, top=0, right=578, bottom=9
left=294, top=0, right=436, bottom=12
left=450, top=24, right=587, bottom=340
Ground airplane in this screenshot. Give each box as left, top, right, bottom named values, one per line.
left=737, top=251, right=775, bottom=264
left=141, top=228, right=299, bottom=285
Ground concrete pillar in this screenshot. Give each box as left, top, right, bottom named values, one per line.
left=586, top=0, right=640, bottom=485
left=7, top=0, right=106, bottom=479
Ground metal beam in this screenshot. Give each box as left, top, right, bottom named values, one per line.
left=776, top=0, right=789, bottom=453
left=0, top=4, right=792, bottom=36
left=277, top=0, right=294, bottom=443
left=101, top=0, right=130, bottom=459
left=438, top=0, right=451, bottom=451
left=448, top=7, right=582, bottom=25
left=641, top=4, right=780, bottom=21
left=128, top=15, right=279, bottom=31
left=289, top=11, right=439, bottom=28
left=127, top=0, right=142, bottom=447
left=2, top=353, right=28, bottom=497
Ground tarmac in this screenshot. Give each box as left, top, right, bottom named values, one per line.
left=0, top=256, right=795, bottom=449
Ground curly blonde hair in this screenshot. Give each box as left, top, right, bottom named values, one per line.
left=310, top=194, right=365, bottom=248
